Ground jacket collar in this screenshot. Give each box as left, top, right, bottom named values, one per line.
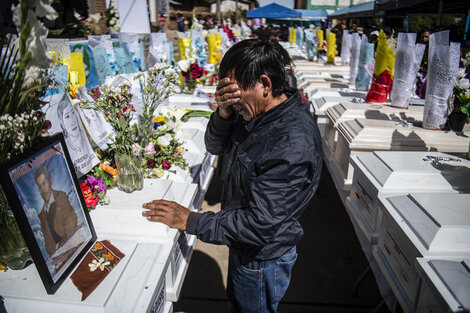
left=244, top=88, right=300, bottom=132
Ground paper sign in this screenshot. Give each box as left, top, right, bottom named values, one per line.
left=43, top=92, right=100, bottom=177
left=70, top=52, right=86, bottom=87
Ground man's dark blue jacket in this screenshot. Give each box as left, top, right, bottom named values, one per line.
left=186, top=89, right=323, bottom=260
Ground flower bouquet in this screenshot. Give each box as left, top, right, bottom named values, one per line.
left=80, top=163, right=115, bottom=209
left=105, top=0, right=120, bottom=33
left=134, top=64, right=178, bottom=146
left=142, top=136, right=188, bottom=179
left=447, top=66, right=470, bottom=132
left=83, top=82, right=144, bottom=193
left=178, top=60, right=207, bottom=93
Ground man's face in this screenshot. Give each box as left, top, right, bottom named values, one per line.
left=36, top=173, right=53, bottom=204
left=421, top=32, right=430, bottom=43
left=233, top=81, right=266, bottom=122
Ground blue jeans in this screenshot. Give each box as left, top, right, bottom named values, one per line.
left=226, top=246, right=297, bottom=313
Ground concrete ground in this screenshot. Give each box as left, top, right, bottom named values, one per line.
left=173, top=164, right=392, bottom=313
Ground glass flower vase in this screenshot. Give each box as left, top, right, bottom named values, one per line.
left=0, top=204, right=32, bottom=270
left=115, top=153, right=144, bottom=193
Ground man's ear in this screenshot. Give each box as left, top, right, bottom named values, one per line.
left=259, top=75, right=272, bottom=97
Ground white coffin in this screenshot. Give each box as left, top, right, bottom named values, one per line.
left=307, top=88, right=367, bottom=101
left=298, top=76, right=350, bottom=91
left=178, top=116, right=209, bottom=132
left=0, top=240, right=173, bottom=313
left=293, top=63, right=350, bottom=74
left=374, top=193, right=470, bottom=311
left=175, top=128, right=206, bottom=155
left=347, top=151, right=470, bottom=244
left=416, top=258, right=470, bottom=313
left=301, top=80, right=351, bottom=96
left=312, top=96, right=345, bottom=135
left=91, top=180, right=197, bottom=245
left=323, top=103, right=422, bottom=159
left=331, top=118, right=470, bottom=191
left=167, top=95, right=213, bottom=111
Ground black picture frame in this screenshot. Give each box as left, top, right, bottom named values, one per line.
left=0, top=133, right=97, bottom=294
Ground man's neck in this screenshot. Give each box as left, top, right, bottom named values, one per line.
left=264, top=93, right=288, bottom=113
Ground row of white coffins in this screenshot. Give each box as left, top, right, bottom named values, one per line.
left=290, top=49, right=470, bottom=313
left=0, top=93, right=217, bottom=313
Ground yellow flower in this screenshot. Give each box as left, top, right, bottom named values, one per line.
left=153, top=116, right=166, bottom=123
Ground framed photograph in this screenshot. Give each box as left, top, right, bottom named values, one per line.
left=0, top=133, right=97, bottom=294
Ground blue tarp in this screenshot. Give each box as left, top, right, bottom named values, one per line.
left=296, top=9, right=328, bottom=19
left=247, top=3, right=302, bottom=18
left=328, top=1, right=375, bottom=17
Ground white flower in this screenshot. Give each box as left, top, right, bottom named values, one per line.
left=458, top=68, right=467, bottom=79
left=151, top=63, right=166, bottom=72
left=458, top=78, right=470, bottom=90
left=120, top=80, right=132, bottom=88
left=165, top=68, right=176, bottom=77
left=157, top=134, right=172, bottom=147
left=23, top=66, right=42, bottom=88
left=177, top=59, right=190, bottom=72
left=132, top=143, right=142, bottom=154
left=165, top=119, right=176, bottom=131
left=74, top=11, right=81, bottom=20
left=36, top=0, right=59, bottom=21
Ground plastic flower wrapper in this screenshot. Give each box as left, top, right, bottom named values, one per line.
left=326, top=32, right=337, bottom=63
left=366, top=30, right=396, bottom=103
left=341, top=30, right=352, bottom=65
left=423, top=30, right=461, bottom=129
left=355, top=35, right=375, bottom=91
left=349, top=33, right=362, bottom=83
left=391, top=33, right=426, bottom=108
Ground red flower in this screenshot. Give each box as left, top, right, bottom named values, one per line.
left=181, top=70, right=190, bottom=78
left=80, top=183, right=98, bottom=208
left=161, top=161, right=171, bottom=169
left=190, top=63, right=203, bottom=79
left=147, top=159, right=156, bottom=168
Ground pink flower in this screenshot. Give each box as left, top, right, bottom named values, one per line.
left=144, top=141, right=156, bottom=155
left=162, top=161, right=171, bottom=169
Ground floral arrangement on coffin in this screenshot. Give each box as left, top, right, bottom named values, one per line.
left=201, top=63, right=219, bottom=86
left=105, top=0, right=120, bottom=33
left=447, top=62, right=470, bottom=131
left=80, top=163, right=116, bottom=210
left=178, top=59, right=207, bottom=92
left=142, top=137, right=188, bottom=178
left=134, top=63, right=178, bottom=146
left=0, top=0, right=58, bottom=270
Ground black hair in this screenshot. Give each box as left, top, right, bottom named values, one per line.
left=219, top=39, right=287, bottom=97
left=272, top=40, right=292, bottom=66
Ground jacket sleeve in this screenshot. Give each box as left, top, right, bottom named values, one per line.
left=193, top=145, right=317, bottom=248
left=204, top=108, right=237, bottom=155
